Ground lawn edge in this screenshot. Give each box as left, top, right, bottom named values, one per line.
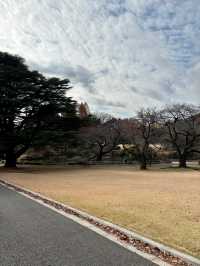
left=0, top=179, right=199, bottom=266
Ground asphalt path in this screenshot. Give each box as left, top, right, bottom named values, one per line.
left=0, top=184, right=156, bottom=266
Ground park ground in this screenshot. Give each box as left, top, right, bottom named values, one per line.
left=0, top=165, right=200, bottom=258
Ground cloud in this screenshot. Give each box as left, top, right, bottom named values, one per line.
left=0, top=0, right=200, bottom=116
left=32, top=63, right=96, bottom=91
left=94, top=97, right=126, bottom=109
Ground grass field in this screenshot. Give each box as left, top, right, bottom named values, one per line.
left=0, top=165, right=200, bottom=258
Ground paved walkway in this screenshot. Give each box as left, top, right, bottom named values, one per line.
left=0, top=184, right=156, bottom=266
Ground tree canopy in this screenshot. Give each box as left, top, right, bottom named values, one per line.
left=0, top=52, right=79, bottom=167
left=160, top=104, right=200, bottom=168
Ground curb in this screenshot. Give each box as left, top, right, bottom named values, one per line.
left=0, top=179, right=199, bottom=266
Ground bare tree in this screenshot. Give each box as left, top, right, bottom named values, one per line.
left=160, top=104, right=200, bottom=168
left=121, top=108, right=158, bottom=170
left=80, top=118, right=121, bottom=161
left=94, top=112, right=114, bottom=124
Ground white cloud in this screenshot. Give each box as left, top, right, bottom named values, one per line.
left=0, top=0, right=200, bottom=117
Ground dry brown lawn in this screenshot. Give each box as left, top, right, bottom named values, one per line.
left=0, top=165, right=200, bottom=258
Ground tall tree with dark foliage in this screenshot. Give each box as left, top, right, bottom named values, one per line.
left=0, top=52, right=79, bottom=167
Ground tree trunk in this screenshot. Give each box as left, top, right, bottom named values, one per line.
left=140, top=162, right=147, bottom=170
left=179, top=156, right=187, bottom=168
left=96, top=145, right=104, bottom=161
left=96, top=152, right=103, bottom=161
left=4, top=151, right=17, bottom=168
left=140, top=155, right=147, bottom=170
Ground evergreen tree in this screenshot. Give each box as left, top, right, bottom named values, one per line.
left=0, top=52, right=79, bottom=167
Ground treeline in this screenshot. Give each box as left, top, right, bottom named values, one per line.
left=1, top=51, right=200, bottom=169
left=80, top=105, right=200, bottom=169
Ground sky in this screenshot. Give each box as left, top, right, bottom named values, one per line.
left=0, top=0, right=200, bottom=117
